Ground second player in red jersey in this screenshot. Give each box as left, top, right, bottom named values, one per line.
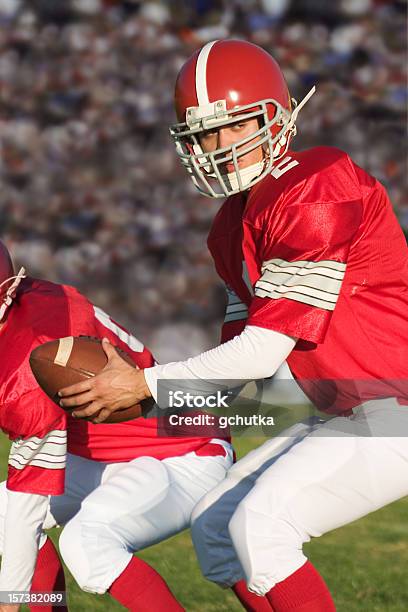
left=0, top=241, right=233, bottom=611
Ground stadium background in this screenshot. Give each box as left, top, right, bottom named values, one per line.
left=0, top=0, right=407, bottom=610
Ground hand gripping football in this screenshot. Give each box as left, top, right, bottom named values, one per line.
left=30, top=336, right=143, bottom=423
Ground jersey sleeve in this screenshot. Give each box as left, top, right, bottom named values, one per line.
left=247, top=200, right=363, bottom=344
left=5, top=389, right=67, bottom=496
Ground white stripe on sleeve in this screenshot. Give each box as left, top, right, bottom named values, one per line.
left=9, top=430, right=67, bottom=471
left=255, top=258, right=346, bottom=311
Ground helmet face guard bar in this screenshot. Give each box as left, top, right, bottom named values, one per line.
left=170, top=88, right=315, bottom=198
left=0, top=267, right=26, bottom=322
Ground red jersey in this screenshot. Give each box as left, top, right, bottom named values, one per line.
left=0, top=278, right=225, bottom=495
left=208, top=146, right=408, bottom=413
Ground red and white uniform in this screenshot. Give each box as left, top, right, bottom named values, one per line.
left=1, top=276, right=229, bottom=477
left=208, top=146, right=408, bottom=411
left=191, top=147, right=408, bottom=595
left=0, top=277, right=233, bottom=595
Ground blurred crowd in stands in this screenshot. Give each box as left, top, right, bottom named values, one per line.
left=0, top=0, right=406, bottom=358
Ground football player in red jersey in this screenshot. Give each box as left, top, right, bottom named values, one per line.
left=0, top=240, right=233, bottom=612
left=59, top=40, right=408, bottom=611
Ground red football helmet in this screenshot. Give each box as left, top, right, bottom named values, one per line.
left=0, top=241, right=25, bottom=323
left=170, top=39, right=315, bottom=198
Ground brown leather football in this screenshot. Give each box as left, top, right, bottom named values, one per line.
left=29, top=336, right=144, bottom=423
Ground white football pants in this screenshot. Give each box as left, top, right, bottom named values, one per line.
left=0, top=441, right=233, bottom=594
left=191, top=400, right=408, bottom=596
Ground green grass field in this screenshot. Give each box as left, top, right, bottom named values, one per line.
left=1, top=433, right=407, bottom=611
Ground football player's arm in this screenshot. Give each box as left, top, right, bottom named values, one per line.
left=0, top=490, right=49, bottom=603
left=59, top=326, right=296, bottom=420
left=144, top=325, right=297, bottom=400
left=142, top=278, right=296, bottom=398
left=59, top=195, right=362, bottom=420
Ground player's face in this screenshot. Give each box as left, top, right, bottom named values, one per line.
left=199, top=118, right=263, bottom=172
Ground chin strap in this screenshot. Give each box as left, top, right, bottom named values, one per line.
left=0, top=267, right=26, bottom=322
left=273, top=86, right=316, bottom=158
left=224, top=160, right=265, bottom=192
left=290, top=86, right=316, bottom=127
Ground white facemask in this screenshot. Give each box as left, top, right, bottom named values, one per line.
left=171, top=87, right=316, bottom=198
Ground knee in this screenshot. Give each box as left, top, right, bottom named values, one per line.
left=228, top=486, right=309, bottom=592
left=59, top=519, right=84, bottom=588
left=228, top=484, right=305, bottom=557
left=59, top=515, right=127, bottom=594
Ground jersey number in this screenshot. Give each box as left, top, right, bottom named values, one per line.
left=93, top=306, right=144, bottom=353
left=271, top=156, right=299, bottom=179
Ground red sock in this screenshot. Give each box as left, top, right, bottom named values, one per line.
left=29, top=537, right=67, bottom=612
left=233, top=579, right=275, bottom=611
left=109, top=556, right=185, bottom=612
left=266, top=561, right=336, bottom=611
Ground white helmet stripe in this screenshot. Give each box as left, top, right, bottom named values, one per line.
left=195, top=40, right=218, bottom=106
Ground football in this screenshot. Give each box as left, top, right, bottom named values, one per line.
left=30, top=336, right=144, bottom=423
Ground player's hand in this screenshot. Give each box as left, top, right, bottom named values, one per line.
left=58, top=338, right=152, bottom=423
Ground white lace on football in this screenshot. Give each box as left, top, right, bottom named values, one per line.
left=0, top=267, right=26, bottom=322
left=170, top=87, right=316, bottom=198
